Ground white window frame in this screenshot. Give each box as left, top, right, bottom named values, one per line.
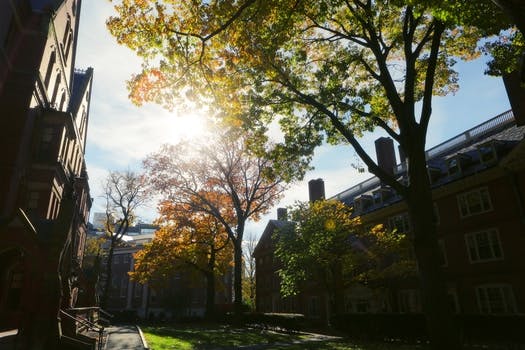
left=388, top=212, right=411, bottom=234
left=476, top=284, right=517, bottom=314
left=457, top=187, right=493, bottom=218
left=465, top=228, right=503, bottom=263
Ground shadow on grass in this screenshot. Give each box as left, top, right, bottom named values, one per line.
left=140, top=324, right=433, bottom=350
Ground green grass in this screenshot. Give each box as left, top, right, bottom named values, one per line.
left=141, top=324, right=429, bottom=350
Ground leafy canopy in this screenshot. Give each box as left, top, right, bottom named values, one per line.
left=275, top=200, right=413, bottom=298
left=131, top=201, right=233, bottom=288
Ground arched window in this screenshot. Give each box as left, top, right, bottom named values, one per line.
left=44, top=50, right=56, bottom=88
left=51, top=72, right=61, bottom=106
left=62, top=17, right=71, bottom=45
left=64, top=30, right=73, bottom=60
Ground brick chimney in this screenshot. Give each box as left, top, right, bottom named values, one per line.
left=503, top=71, right=525, bottom=126
left=277, top=208, right=287, bottom=221
left=375, top=137, right=397, bottom=175
left=308, top=178, right=325, bottom=202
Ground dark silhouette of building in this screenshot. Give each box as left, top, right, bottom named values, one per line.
left=255, top=108, right=525, bottom=319
left=0, top=0, right=95, bottom=347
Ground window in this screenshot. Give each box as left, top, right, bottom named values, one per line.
left=134, top=283, right=141, bottom=297
left=123, top=254, right=130, bottom=264
left=388, top=212, right=411, bottom=234
left=120, top=277, right=128, bottom=297
left=44, top=50, right=56, bottom=88
left=344, top=295, right=370, bottom=313
left=398, top=289, right=421, bottom=313
left=457, top=187, right=492, bottom=217
left=465, top=229, right=503, bottom=263
left=51, top=72, right=61, bottom=105
left=476, top=284, right=517, bottom=314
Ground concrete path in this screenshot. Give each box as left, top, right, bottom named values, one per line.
left=105, top=325, right=147, bottom=350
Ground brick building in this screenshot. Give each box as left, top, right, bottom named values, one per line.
left=254, top=109, right=525, bottom=319
left=103, top=228, right=234, bottom=320
left=0, top=0, right=94, bottom=347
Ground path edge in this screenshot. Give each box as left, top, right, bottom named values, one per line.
left=135, top=325, right=149, bottom=349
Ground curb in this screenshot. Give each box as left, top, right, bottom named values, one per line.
left=135, top=325, right=149, bottom=349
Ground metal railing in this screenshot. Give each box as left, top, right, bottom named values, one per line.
left=60, top=309, right=105, bottom=350
left=424, top=109, right=514, bottom=160
left=332, top=109, right=515, bottom=202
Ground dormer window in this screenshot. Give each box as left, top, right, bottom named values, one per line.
left=353, top=195, right=373, bottom=213
left=427, top=166, right=441, bottom=184
left=447, top=153, right=471, bottom=176
left=373, top=187, right=393, bottom=206
left=477, top=140, right=501, bottom=165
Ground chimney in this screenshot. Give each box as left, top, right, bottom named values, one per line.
left=308, top=178, right=325, bottom=202
left=277, top=208, right=287, bottom=221
left=375, top=137, right=397, bottom=175
left=503, top=72, right=525, bottom=126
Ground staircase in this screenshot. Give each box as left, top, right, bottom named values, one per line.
left=59, top=307, right=113, bottom=350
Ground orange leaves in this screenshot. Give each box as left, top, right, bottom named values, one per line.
left=129, top=69, right=168, bottom=106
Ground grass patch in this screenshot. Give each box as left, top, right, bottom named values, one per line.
left=141, top=324, right=430, bottom=350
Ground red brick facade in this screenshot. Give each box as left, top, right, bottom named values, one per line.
left=0, top=0, right=93, bottom=345
left=255, top=110, right=525, bottom=320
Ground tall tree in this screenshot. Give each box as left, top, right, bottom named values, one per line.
left=242, top=233, right=257, bottom=310
left=131, top=200, right=233, bottom=317
left=100, top=170, right=147, bottom=308
left=143, top=129, right=286, bottom=313
left=107, top=1, right=496, bottom=347
left=275, top=199, right=412, bottom=320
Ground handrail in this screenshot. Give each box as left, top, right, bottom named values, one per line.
left=60, top=309, right=104, bottom=350
left=98, top=308, right=114, bottom=319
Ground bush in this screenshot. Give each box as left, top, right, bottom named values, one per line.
left=331, top=313, right=525, bottom=344
left=331, top=313, right=427, bottom=341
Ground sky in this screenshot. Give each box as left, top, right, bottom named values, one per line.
left=75, top=1, right=511, bottom=239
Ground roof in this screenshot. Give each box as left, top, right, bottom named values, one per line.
left=253, top=219, right=294, bottom=257
left=331, top=109, right=525, bottom=214
left=69, top=68, right=93, bottom=115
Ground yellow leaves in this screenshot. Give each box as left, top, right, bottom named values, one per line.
left=324, top=218, right=336, bottom=231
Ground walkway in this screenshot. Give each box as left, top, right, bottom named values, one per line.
left=105, top=325, right=147, bottom=350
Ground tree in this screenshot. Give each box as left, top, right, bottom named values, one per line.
left=131, top=200, right=233, bottom=317
left=242, top=233, right=257, bottom=310
left=107, top=1, right=489, bottom=347
left=275, top=199, right=413, bottom=320
left=100, top=170, right=147, bottom=308
left=142, top=129, right=286, bottom=313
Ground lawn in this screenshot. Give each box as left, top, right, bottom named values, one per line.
left=140, top=324, right=429, bottom=350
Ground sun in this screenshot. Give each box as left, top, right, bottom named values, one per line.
left=163, top=107, right=210, bottom=144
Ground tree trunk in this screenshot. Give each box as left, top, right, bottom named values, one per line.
left=101, top=240, right=115, bottom=309
left=205, top=270, right=216, bottom=319
left=233, top=238, right=243, bottom=315
left=407, top=142, right=461, bottom=350
left=205, top=250, right=216, bottom=318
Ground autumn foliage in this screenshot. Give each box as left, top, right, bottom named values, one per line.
left=131, top=200, right=233, bottom=316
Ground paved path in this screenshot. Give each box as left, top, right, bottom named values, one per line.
left=105, top=325, right=147, bottom=350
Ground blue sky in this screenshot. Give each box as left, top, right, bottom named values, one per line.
left=76, top=1, right=511, bottom=237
